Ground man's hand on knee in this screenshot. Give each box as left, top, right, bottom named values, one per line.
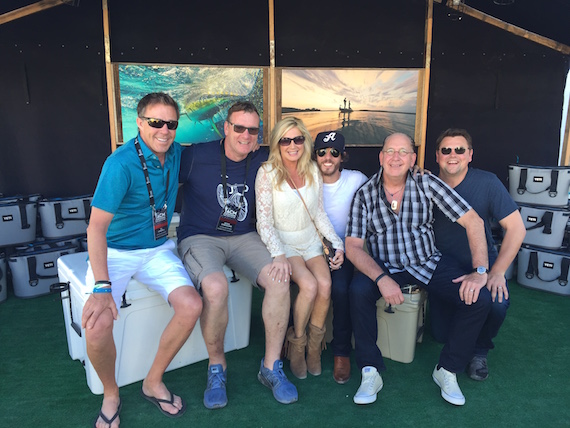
left=82, top=294, right=118, bottom=330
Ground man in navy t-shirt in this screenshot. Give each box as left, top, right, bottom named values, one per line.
left=432, top=128, right=525, bottom=381
left=178, top=101, right=298, bottom=408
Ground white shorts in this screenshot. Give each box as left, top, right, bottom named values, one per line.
left=86, top=239, right=194, bottom=309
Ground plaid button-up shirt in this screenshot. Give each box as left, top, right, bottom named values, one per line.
left=346, top=169, right=471, bottom=284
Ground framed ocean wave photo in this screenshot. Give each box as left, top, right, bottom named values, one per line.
left=115, top=64, right=265, bottom=146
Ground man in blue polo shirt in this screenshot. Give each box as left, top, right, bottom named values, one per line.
left=82, top=93, right=202, bottom=428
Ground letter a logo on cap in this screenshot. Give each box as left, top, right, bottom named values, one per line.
left=323, top=132, right=337, bottom=143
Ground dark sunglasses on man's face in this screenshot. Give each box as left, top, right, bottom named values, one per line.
left=278, top=136, right=305, bottom=146
left=316, top=148, right=340, bottom=158
left=141, top=117, right=179, bottom=130
left=227, top=120, right=260, bottom=135
left=440, top=146, right=468, bottom=155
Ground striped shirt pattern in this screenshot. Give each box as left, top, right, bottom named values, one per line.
left=346, top=169, right=471, bottom=284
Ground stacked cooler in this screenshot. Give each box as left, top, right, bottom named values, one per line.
left=508, top=165, right=570, bottom=296
left=0, top=194, right=91, bottom=300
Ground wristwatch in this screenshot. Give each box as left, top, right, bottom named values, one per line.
left=472, top=266, right=489, bottom=275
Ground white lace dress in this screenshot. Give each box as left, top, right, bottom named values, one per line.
left=255, top=162, right=343, bottom=260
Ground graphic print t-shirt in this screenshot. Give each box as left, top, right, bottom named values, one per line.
left=177, top=140, right=268, bottom=240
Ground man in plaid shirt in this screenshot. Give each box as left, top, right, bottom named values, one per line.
left=345, top=133, right=491, bottom=407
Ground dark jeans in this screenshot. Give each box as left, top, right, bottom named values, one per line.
left=430, top=282, right=510, bottom=357
left=350, top=256, right=492, bottom=373
left=330, top=259, right=356, bottom=357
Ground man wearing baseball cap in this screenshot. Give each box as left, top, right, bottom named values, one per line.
left=313, top=131, right=368, bottom=384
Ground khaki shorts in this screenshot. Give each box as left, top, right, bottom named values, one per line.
left=178, top=232, right=272, bottom=289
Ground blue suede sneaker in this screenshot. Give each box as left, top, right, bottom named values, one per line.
left=204, top=364, right=227, bottom=409
left=257, top=358, right=298, bottom=404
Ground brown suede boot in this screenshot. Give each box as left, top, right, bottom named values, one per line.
left=306, top=323, right=326, bottom=376
left=286, top=326, right=307, bottom=379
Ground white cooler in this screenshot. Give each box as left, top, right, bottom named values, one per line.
left=56, top=251, right=253, bottom=395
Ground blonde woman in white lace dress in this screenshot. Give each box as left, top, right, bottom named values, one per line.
left=255, top=117, right=344, bottom=380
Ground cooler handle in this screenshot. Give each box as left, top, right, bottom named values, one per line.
left=525, top=211, right=553, bottom=235
left=525, top=251, right=569, bottom=285
left=53, top=199, right=92, bottom=229
left=517, top=168, right=559, bottom=197
left=49, top=281, right=82, bottom=337
left=26, top=256, right=58, bottom=286
left=17, top=199, right=31, bottom=230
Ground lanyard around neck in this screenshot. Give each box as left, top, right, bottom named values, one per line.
left=134, top=136, right=169, bottom=209
left=220, top=139, right=250, bottom=206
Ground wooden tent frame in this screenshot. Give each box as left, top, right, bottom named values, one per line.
left=1, top=0, right=569, bottom=165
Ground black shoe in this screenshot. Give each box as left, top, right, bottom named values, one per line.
left=467, top=356, right=489, bottom=381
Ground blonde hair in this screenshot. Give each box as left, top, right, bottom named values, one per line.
left=265, top=117, right=315, bottom=189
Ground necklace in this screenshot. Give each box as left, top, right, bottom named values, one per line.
left=385, top=184, right=405, bottom=211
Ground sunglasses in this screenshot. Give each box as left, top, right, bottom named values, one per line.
left=227, top=120, right=260, bottom=135
left=316, top=148, right=340, bottom=158
left=278, top=136, right=305, bottom=146
left=140, top=117, right=178, bottom=130
left=440, top=147, right=468, bottom=155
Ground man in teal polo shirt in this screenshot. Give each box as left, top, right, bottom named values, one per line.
left=82, top=93, right=202, bottom=428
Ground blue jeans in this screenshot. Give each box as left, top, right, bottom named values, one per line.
left=430, top=282, right=509, bottom=357
left=350, top=256, right=492, bottom=373
left=330, top=259, right=356, bottom=357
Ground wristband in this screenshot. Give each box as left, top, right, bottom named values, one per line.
left=94, top=280, right=112, bottom=294
left=374, top=272, right=388, bottom=285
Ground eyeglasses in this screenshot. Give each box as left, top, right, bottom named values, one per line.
left=383, top=148, right=413, bottom=156
left=140, top=117, right=178, bottom=130
left=278, top=136, right=305, bottom=146
left=227, top=120, right=260, bottom=135
left=316, top=148, right=340, bottom=158
left=440, top=147, right=468, bottom=155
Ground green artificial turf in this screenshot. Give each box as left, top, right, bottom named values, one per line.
left=0, top=280, right=568, bottom=427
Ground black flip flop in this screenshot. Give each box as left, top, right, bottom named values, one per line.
left=140, top=389, right=187, bottom=418
left=93, top=399, right=122, bottom=427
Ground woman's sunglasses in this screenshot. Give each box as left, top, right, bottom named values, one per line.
left=316, top=148, right=340, bottom=158
left=278, top=136, right=305, bottom=146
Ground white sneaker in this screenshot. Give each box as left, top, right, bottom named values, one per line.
left=432, top=365, right=465, bottom=406
left=353, top=366, right=383, bottom=405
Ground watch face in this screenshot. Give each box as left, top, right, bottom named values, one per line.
left=476, top=266, right=487, bottom=274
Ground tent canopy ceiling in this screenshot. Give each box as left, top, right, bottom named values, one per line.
left=1, top=0, right=569, bottom=48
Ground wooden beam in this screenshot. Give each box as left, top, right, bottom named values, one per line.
left=417, top=0, right=434, bottom=168
left=447, top=2, right=570, bottom=55
left=268, top=0, right=277, bottom=132
left=102, top=0, right=118, bottom=151
left=560, top=91, right=570, bottom=166
left=0, top=0, right=71, bottom=25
